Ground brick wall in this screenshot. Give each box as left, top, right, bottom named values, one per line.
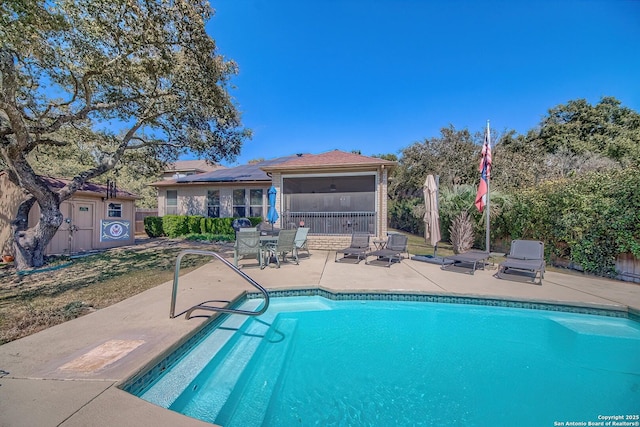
left=307, top=235, right=353, bottom=250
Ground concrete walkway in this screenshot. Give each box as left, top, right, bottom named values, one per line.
left=1, top=250, right=638, bottom=427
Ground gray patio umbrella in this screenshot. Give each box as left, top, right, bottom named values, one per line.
left=267, top=185, right=279, bottom=230
left=423, top=175, right=441, bottom=255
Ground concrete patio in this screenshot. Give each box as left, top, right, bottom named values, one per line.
left=1, top=250, right=639, bottom=427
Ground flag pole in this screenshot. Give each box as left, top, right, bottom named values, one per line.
left=485, top=120, right=491, bottom=253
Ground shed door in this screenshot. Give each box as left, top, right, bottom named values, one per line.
left=47, top=202, right=72, bottom=255
left=72, top=202, right=95, bottom=252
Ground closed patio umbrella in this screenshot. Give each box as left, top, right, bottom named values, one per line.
left=423, top=175, right=441, bottom=254
left=267, top=185, right=279, bottom=230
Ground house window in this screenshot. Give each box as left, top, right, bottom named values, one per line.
left=166, top=190, right=178, bottom=215
left=249, top=189, right=263, bottom=217
left=107, top=203, right=122, bottom=218
left=233, top=189, right=246, bottom=217
left=207, top=190, right=220, bottom=218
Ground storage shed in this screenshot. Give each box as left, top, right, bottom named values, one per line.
left=0, top=173, right=138, bottom=256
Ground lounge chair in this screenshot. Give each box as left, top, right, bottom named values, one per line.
left=233, top=228, right=264, bottom=269
left=264, top=229, right=298, bottom=268
left=294, top=227, right=310, bottom=257
left=497, top=240, right=545, bottom=285
left=442, top=250, right=490, bottom=275
left=335, top=232, right=370, bottom=263
left=365, top=233, right=409, bottom=267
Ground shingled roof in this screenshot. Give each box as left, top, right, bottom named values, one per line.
left=151, top=150, right=396, bottom=187
left=159, top=155, right=300, bottom=184
left=40, top=176, right=138, bottom=199
left=260, top=150, right=396, bottom=171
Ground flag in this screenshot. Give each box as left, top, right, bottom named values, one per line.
left=475, top=130, right=492, bottom=212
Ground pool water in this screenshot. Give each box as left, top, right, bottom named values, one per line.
left=133, top=297, right=640, bottom=426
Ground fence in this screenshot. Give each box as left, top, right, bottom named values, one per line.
left=135, top=208, right=158, bottom=235
left=282, top=211, right=376, bottom=235
left=616, top=253, right=640, bottom=284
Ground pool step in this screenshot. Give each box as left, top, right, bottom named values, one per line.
left=139, top=302, right=262, bottom=408
left=167, top=315, right=273, bottom=421
left=215, top=317, right=298, bottom=427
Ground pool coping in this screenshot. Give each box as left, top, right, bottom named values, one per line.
left=249, top=287, right=636, bottom=318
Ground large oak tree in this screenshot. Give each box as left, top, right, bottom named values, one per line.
left=1, top=0, right=250, bottom=270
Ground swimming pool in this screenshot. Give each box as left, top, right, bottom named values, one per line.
left=125, top=293, right=640, bottom=426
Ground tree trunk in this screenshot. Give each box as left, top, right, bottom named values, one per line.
left=11, top=197, right=63, bottom=270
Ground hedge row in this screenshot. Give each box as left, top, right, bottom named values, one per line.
left=144, top=215, right=263, bottom=239
left=505, top=168, right=640, bottom=275
left=390, top=168, right=640, bottom=276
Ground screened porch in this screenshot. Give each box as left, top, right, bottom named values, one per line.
left=281, top=175, right=377, bottom=235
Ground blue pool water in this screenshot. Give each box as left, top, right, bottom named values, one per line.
left=131, top=296, right=640, bottom=426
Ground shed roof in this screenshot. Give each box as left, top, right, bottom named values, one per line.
left=41, top=176, right=138, bottom=199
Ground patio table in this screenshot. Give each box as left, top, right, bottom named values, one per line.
left=260, top=235, right=279, bottom=266
left=372, top=239, right=387, bottom=250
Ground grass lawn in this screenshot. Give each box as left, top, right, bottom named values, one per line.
left=0, top=238, right=221, bottom=345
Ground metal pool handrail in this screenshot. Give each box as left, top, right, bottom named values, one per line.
left=170, top=249, right=270, bottom=319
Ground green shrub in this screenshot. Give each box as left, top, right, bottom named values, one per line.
left=201, top=217, right=212, bottom=233
left=162, top=215, right=189, bottom=238
left=143, top=216, right=164, bottom=237
left=215, top=217, right=235, bottom=235
left=389, top=198, right=423, bottom=235
left=187, top=215, right=204, bottom=234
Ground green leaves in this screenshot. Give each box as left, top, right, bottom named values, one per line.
left=508, top=169, right=640, bottom=275
left=2, top=0, right=250, bottom=268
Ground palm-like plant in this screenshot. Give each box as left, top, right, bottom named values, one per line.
left=449, top=211, right=475, bottom=254
left=436, top=185, right=514, bottom=246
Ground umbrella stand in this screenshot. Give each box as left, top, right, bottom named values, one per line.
left=267, top=185, right=279, bottom=234
left=413, top=174, right=450, bottom=265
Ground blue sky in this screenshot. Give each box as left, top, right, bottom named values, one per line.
left=201, top=0, right=640, bottom=166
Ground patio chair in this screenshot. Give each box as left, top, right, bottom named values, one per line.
left=442, top=250, right=490, bottom=275
left=497, top=240, right=545, bottom=285
left=294, top=227, right=310, bottom=257
left=233, top=228, right=264, bottom=269
left=365, top=233, right=409, bottom=267
left=264, top=229, right=298, bottom=268
left=335, top=232, right=370, bottom=263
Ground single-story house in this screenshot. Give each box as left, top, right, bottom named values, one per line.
left=151, top=150, right=397, bottom=249
left=0, top=172, right=138, bottom=256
